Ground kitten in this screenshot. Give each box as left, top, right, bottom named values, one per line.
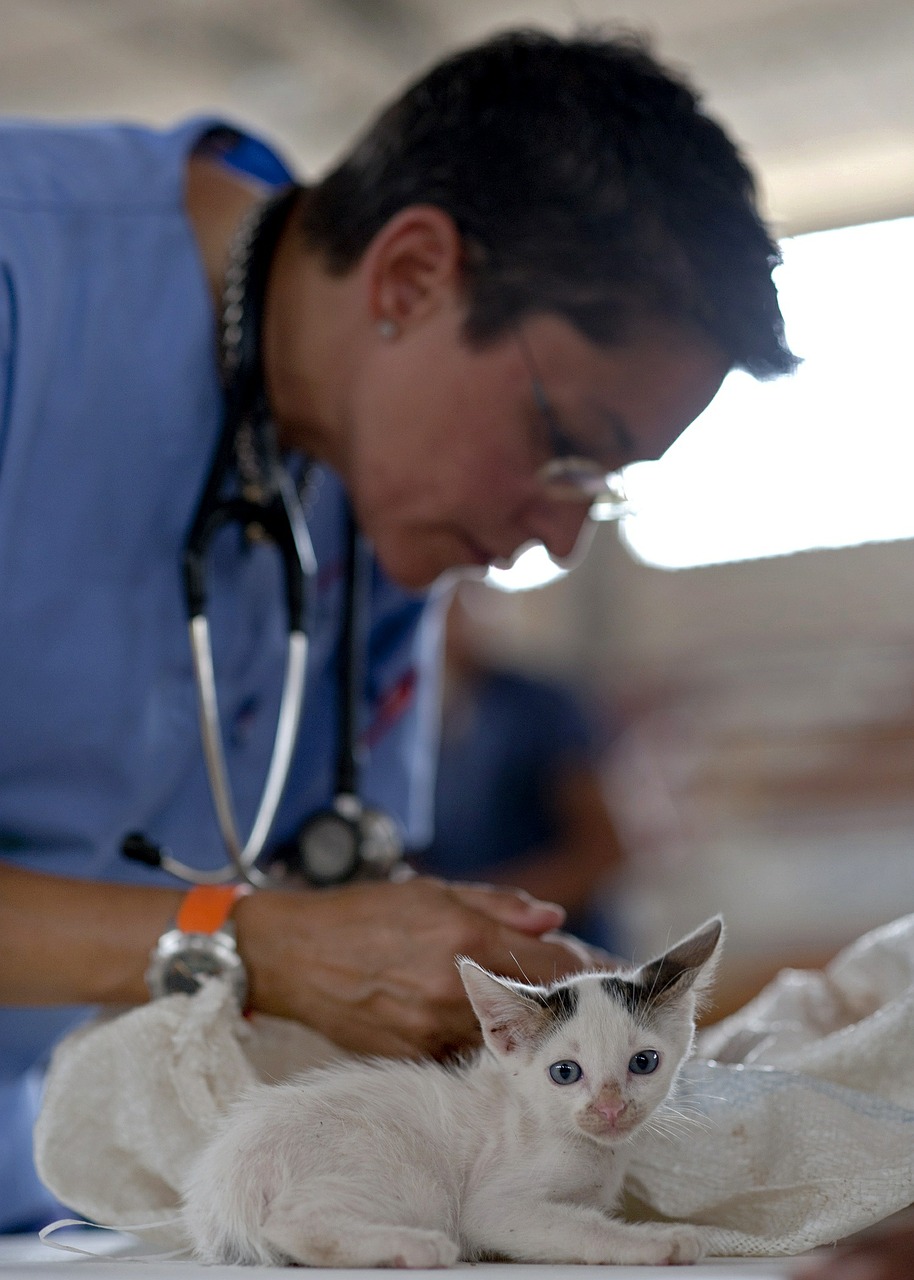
left=182, top=916, right=723, bottom=1268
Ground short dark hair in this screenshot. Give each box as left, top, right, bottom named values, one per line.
left=302, top=28, right=797, bottom=378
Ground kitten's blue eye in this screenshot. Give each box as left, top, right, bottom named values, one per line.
left=629, top=1049, right=660, bottom=1075
left=549, top=1060, right=582, bottom=1085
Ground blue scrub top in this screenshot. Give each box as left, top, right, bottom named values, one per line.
left=0, top=116, right=443, bottom=1229
left=416, top=668, right=617, bottom=951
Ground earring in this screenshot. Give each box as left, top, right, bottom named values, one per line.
left=377, top=317, right=399, bottom=341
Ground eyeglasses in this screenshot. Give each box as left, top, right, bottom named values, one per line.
left=515, top=330, right=630, bottom=521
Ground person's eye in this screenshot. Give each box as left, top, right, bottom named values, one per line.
left=549, top=1060, right=583, bottom=1085
left=628, top=1049, right=660, bottom=1075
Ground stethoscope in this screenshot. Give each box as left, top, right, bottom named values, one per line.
left=122, top=185, right=402, bottom=889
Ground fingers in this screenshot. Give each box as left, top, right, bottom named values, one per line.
left=540, top=929, right=598, bottom=968
left=545, top=935, right=628, bottom=971
left=447, top=880, right=566, bottom=934
left=473, top=929, right=594, bottom=990
left=795, top=1249, right=904, bottom=1280
left=791, top=1214, right=914, bottom=1280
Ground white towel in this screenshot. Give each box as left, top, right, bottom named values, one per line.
left=33, top=981, right=345, bottom=1244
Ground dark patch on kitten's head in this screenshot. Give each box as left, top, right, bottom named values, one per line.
left=600, top=973, right=654, bottom=1018
left=499, top=980, right=580, bottom=1048
left=536, top=982, right=579, bottom=1024
left=602, top=916, right=724, bottom=1020
left=599, top=965, right=686, bottom=1019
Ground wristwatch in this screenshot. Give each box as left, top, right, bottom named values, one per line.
left=145, top=884, right=252, bottom=1006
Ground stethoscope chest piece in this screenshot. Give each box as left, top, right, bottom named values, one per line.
left=273, top=793, right=403, bottom=888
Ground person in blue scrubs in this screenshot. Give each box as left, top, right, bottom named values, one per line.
left=0, top=29, right=796, bottom=1230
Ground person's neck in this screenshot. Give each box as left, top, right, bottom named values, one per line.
left=184, top=151, right=266, bottom=313
left=185, top=151, right=355, bottom=475
left=261, top=215, right=366, bottom=476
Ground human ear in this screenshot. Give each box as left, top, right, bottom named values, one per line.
left=362, top=205, right=464, bottom=334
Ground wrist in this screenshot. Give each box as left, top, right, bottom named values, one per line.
left=232, top=888, right=288, bottom=1016
left=232, top=886, right=328, bottom=1024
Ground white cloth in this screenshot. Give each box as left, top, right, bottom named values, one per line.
left=628, top=913, right=914, bottom=1255
left=34, top=915, right=914, bottom=1255
left=33, top=982, right=344, bottom=1243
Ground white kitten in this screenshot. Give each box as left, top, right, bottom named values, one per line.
left=182, top=916, right=722, bottom=1267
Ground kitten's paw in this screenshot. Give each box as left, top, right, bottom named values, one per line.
left=369, top=1227, right=460, bottom=1269
left=650, top=1224, right=707, bottom=1265
left=263, top=1212, right=459, bottom=1268
left=603, top=1224, right=707, bottom=1266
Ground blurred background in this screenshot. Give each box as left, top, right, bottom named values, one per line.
left=4, top=0, right=912, bottom=1017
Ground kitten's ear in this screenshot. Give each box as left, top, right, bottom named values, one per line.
left=637, top=916, right=724, bottom=1011
left=458, top=958, right=549, bottom=1058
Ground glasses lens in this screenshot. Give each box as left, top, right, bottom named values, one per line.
left=590, top=488, right=631, bottom=521
left=538, top=458, right=630, bottom=517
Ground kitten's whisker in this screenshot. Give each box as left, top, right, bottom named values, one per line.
left=661, top=1117, right=712, bottom=1137
left=508, top=951, right=534, bottom=987
left=675, top=1091, right=728, bottom=1107
left=643, top=1112, right=712, bottom=1144
left=658, top=1101, right=715, bottom=1128
left=671, top=1098, right=720, bottom=1116
left=665, top=1114, right=713, bottom=1132
left=652, top=1109, right=714, bottom=1138
left=642, top=1118, right=687, bottom=1143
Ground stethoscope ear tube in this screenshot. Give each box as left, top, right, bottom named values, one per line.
left=187, top=612, right=307, bottom=887
left=126, top=484, right=312, bottom=888
left=182, top=486, right=313, bottom=630
left=178, top=461, right=315, bottom=886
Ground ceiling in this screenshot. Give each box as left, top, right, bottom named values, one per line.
left=1, top=0, right=912, bottom=238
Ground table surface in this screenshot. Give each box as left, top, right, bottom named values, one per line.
left=0, top=1230, right=810, bottom=1278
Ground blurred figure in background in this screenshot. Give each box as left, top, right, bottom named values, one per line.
left=412, top=583, right=627, bottom=952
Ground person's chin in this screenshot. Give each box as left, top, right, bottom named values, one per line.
left=379, top=539, right=498, bottom=592
left=373, top=544, right=464, bottom=593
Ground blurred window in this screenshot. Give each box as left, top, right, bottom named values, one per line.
left=621, top=216, right=914, bottom=570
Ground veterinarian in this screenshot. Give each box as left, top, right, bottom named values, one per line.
left=0, top=28, right=795, bottom=1231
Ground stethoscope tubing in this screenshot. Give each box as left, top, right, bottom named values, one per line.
left=186, top=616, right=307, bottom=887
left=123, top=185, right=392, bottom=888
left=173, top=470, right=316, bottom=887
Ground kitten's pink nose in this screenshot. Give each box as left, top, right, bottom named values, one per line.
left=594, top=1095, right=626, bottom=1123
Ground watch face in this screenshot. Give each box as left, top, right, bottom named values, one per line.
left=161, top=946, right=234, bottom=995
left=147, top=930, right=247, bottom=1005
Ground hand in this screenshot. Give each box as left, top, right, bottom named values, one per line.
left=793, top=1210, right=914, bottom=1280
left=236, top=875, right=588, bottom=1058
left=546, top=933, right=627, bottom=971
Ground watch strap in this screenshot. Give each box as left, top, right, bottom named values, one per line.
left=175, top=884, right=252, bottom=935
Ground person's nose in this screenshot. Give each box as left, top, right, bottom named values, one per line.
left=525, top=498, right=593, bottom=563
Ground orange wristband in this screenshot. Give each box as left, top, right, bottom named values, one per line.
left=175, top=884, right=252, bottom=934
